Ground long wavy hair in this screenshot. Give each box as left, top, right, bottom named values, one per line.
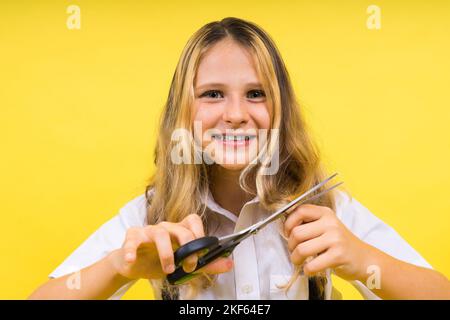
left=145, top=17, right=337, bottom=300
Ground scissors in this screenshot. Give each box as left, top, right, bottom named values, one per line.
left=166, top=172, right=343, bottom=285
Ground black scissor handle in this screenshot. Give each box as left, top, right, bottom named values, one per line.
left=167, top=236, right=226, bottom=285
left=167, top=245, right=237, bottom=285
left=173, top=236, right=219, bottom=267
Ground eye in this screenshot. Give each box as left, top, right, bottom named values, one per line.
left=200, top=90, right=224, bottom=99
left=247, top=90, right=266, bottom=99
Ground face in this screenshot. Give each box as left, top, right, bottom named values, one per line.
left=192, top=38, right=272, bottom=171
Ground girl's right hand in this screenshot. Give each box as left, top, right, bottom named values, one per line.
left=108, top=214, right=233, bottom=281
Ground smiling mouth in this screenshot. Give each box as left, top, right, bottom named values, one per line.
left=211, top=134, right=257, bottom=142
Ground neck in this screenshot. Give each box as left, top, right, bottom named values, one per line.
left=209, top=165, right=254, bottom=216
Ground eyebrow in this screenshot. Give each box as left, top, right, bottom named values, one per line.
left=195, top=82, right=263, bottom=90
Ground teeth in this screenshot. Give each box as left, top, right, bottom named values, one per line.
left=212, top=134, right=255, bottom=141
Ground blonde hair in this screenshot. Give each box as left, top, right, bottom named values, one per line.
left=145, top=17, right=338, bottom=300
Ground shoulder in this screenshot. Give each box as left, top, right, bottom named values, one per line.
left=117, top=192, right=151, bottom=227
left=332, top=189, right=432, bottom=269
left=332, top=189, right=383, bottom=238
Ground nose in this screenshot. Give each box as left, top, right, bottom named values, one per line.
left=222, top=96, right=249, bottom=127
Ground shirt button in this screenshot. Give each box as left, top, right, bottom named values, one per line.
left=241, top=284, right=253, bottom=294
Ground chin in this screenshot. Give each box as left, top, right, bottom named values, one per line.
left=215, top=162, right=249, bottom=171
left=214, top=152, right=258, bottom=171
left=209, top=147, right=258, bottom=168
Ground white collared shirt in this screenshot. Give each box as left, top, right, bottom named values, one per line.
left=49, top=190, right=433, bottom=299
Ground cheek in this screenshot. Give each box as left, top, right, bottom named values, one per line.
left=251, top=103, right=272, bottom=130
left=192, top=103, right=222, bottom=144
left=193, top=105, right=217, bottom=129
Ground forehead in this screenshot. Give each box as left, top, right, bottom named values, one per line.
left=195, top=39, right=261, bottom=87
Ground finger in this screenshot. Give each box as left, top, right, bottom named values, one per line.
left=284, top=204, right=329, bottom=237
left=158, top=222, right=198, bottom=273
left=303, top=249, right=341, bottom=276
left=146, top=226, right=175, bottom=274
left=290, top=234, right=330, bottom=266
left=287, top=220, right=325, bottom=252
left=180, top=214, right=205, bottom=238
left=123, top=229, right=149, bottom=263
left=123, top=239, right=141, bottom=263
left=197, top=257, right=233, bottom=275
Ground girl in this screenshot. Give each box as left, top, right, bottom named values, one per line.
left=29, top=17, right=450, bottom=300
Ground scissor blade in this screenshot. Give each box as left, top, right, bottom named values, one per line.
left=254, top=180, right=343, bottom=231
left=251, top=173, right=339, bottom=230
left=218, top=173, right=340, bottom=243
left=218, top=227, right=249, bottom=243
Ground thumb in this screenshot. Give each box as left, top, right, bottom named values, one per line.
left=197, top=257, right=233, bottom=275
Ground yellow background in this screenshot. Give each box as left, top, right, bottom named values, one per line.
left=1, top=0, right=449, bottom=299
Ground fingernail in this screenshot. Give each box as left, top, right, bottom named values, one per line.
left=166, top=264, right=175, bottom=274
left=182, top=263, right=195, bottom=273
left=125, top=253, right=134, bottom=262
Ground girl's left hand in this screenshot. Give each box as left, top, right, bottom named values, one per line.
left=284, top=204, right=375, bottom=281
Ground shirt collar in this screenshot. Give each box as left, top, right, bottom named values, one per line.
left=202, top=189, right=260, bottom=223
